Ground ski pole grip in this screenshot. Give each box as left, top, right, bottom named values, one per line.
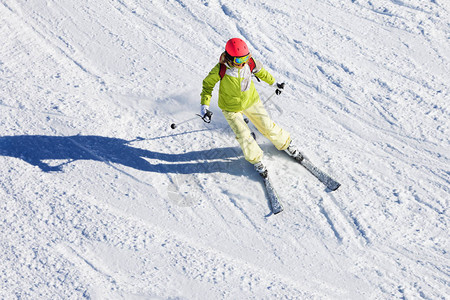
left=202, top=110, right=213, bottom=123
left=196, top=111, right=213, bottom=123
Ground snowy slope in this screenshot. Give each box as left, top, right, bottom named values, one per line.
left=0, top=0, right=449, bottom=299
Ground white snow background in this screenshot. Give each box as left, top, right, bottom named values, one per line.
left=0, top=0, right=449, bottom=299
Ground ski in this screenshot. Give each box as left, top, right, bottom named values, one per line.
left=263, top=174, right=284, bottom=214
left=298, top=158, right=341, bottom=191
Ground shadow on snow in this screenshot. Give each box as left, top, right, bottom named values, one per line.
left=0, top=135, right=245, bottom=175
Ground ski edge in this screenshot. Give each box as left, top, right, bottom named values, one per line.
left=263, top=175, right=284, bottom=214
left=299, top=158, right=341, bottom=191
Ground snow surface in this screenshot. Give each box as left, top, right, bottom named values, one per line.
left=0, top=0, right=449, bottom=299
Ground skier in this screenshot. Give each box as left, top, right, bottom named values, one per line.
left=200, top=38, right=303, bottom=177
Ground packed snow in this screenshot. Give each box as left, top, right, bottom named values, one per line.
left=1, top=0, right=449, bottom=299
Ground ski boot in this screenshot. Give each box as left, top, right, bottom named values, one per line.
left=285, top=140, right=304, bottom=162
left=254, top=161, right=268, bottom=178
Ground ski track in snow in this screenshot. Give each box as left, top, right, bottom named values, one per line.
left=1, top=0, right=449, bottom=299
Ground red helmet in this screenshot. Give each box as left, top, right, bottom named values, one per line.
left=225, top=38, right=249, bottom=57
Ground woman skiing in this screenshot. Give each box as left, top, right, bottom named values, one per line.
left=200, top=38, right=303, bottom=177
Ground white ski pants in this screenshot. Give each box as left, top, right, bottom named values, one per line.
left=222, top=100, right=291, bottom=164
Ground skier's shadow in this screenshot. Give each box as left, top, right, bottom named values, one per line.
left=0, top=135, right=246, bottom=175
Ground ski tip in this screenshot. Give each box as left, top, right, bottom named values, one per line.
left=266, top=208, right=283, bottom=217
left=328, top=183, right=341, bottom=192
left=272, top=205, right=284, bottom=215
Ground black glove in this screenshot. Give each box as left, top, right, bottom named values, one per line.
left=200, top=105, right=213, bottom=123
left=202, top=110, right=213, bottom=123
left=274, top=82, right=285, bottom=95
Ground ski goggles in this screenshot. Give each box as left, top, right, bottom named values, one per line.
left=232, top=53, right=251, bottom=65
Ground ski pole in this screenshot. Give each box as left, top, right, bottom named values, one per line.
left=263, top=91, right=277, bottom=105
left=170, top=116, right=198, bottom=129
left=263, top=82, right=286, bottom=105
left=170, top=110, right=213, bottom=129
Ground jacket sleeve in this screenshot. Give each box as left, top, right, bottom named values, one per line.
left=252, top=59, right=276, bottom=85
left=201, top=63, right=221, bottom=106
